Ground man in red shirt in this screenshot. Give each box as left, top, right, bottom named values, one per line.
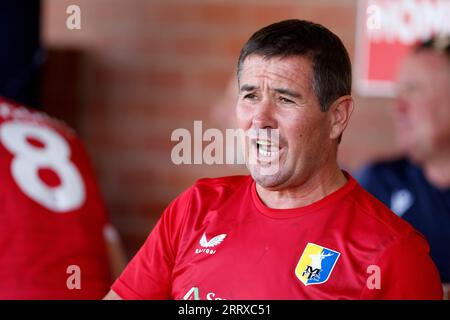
left=105, top=19, right=443, bottom=300
left=0, top=96, right=126, bottom=299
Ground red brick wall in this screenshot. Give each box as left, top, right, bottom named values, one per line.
left=42, top=0, right=399, bottom=257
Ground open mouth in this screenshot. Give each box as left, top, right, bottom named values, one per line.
left=250, top=139, right=283, bottom=166
left=256, top=140, right=279, bottom=157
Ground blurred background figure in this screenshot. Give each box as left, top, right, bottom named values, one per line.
left=0, top=96, right=126, bottom=299
left=357, top=36, right=450, bottom=292
left=0, top=0, right=126, bottom=299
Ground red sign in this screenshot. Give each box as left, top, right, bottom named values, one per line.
left=355, top=0, right=450, bottom=97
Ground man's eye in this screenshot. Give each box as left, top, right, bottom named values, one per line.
left=279, top=97, right=294, bottom=104
left=243, top=93, right=257, bottom=100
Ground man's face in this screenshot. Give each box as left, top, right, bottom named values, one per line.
left=394, top=51, right=450, bottom=162
left=236, top=54, right=334, bottom=190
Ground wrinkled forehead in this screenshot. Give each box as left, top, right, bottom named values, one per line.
left=238, top=54, right=314, bottom=88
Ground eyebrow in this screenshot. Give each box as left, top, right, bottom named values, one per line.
left=239, top=84, right=257, bottom=92
left=274, top=88, right=302, bottom=98
left=239, top=84, right=302, bottom=99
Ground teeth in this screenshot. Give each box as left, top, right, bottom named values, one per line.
left=259, top=148, right=272, bottom=157
left=256, top=141, right=278, bottom=149
left=256, top=140, right=272, bottom=146
left=257, top=144, right=278, bottom=157
left=255, top=140, right=280, bottom=158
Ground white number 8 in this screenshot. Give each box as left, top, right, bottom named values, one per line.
left=0, top=121, right=85, bottom=212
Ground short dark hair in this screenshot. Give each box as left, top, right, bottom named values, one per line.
left=237, top=19, right=352, bottom=112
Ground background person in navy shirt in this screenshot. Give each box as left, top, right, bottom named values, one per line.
left=357, top=36, right=450, bottom=296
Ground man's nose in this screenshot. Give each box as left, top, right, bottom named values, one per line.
left=251, top=99, right=277, bottom=129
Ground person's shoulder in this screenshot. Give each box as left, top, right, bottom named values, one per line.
left=358, top=156, right=411, bottom=178
left=355, top=157, right=416, bottom=196
left=192, top=175, right=251, bottom=196
left=0, top=96, right=76, bottom=138
left=164, top=176, right=252, bottom=228
left=176, top=175, right=252, bottom=207
left=194, top=175, right=251, bottom=188
left=351, top=181, right=418, bottom=238
left=360, top=228, right=442, bottom=299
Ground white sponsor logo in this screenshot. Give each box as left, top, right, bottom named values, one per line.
left=195, top=232, right=227, bottom=255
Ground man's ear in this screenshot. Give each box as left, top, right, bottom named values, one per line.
left=329, top=95, right=354, bottom=141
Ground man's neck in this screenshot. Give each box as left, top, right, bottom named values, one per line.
left=255, top=165, right=347, bottom=210
left=422, top=148, right=450, bottom=189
